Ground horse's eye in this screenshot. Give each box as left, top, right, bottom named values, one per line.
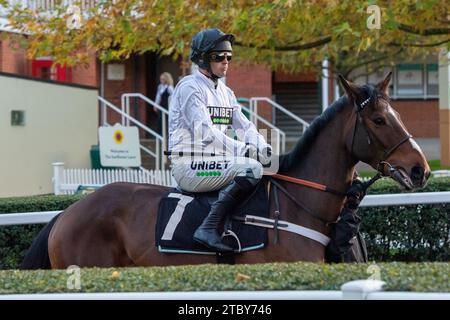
left=373, top=117, right=385, bottom=126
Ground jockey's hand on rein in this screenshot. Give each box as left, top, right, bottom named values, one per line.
left=245, top=144, right=272, bottom=166
left=258, top=146, right=272, bottom=167
left=244, top=144, right=258, bottom=160
left=345, top=179, right=367, bottom=210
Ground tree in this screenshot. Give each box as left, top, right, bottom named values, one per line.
left=3, top=0, right=449, bottom=77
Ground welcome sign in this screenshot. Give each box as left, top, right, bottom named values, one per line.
left=99, top=124, right=141, bottom=167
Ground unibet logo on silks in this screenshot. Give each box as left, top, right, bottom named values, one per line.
left=208, top=106, right=233, bottom=125
left=190, top=160, right=230, bottom=171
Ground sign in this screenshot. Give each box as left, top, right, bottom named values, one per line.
left=99, top=125, right=141, bottom=167
left=107, top=64, right=125, bottom=80
left=397, top=64, right=422, bottom=85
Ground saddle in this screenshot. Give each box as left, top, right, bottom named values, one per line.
left=155, top=180, right=270, bottom=255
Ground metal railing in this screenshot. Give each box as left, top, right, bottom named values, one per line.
left=98, top=96, right=163, bottom=170
left=121, top=93, right=286, bottom=160
left=249, top=97, right=310, bottom=139
left=121, top=93, right=168, bottom=168
left=240, top=104, right=286, bottom=154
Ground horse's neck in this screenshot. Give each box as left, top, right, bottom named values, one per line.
left=282, top=108, right=357, bottom=227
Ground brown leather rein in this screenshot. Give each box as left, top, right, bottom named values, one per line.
left=271, top=173, right=345, bottom=197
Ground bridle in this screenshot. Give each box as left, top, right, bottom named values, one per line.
left=350, top=95, right=412, bottom=177
left=269, top=93, right=413, bottom=235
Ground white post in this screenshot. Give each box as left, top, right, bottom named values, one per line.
left=341, top=280, right=386, bottom=300
left=321, top=59, right=329, bottom=112
left=162, top=113, right=167, bottom=168
left=334, top=77, right=340, bottom=101
left=439, top=50, right=450, bottom=167
left=52, top=162, right=65, bottom=195
left=121, top=95, right=126, bottom=126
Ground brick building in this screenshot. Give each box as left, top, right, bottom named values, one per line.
left=0, top=30, right=442, bottom=163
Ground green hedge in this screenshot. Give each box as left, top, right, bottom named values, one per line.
left=360, top=177, right=450, bottom=262
left=0, top=178, right=449, bottom=270
left=0, top=262, right=448, bottom=294
left=0, top=195, right=84, bottom=269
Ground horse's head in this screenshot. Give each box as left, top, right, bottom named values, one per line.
left=339, top=73, right=430, bottom=190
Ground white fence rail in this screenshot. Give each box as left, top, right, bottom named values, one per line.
left=359, top=191, right=450, bottom=207
left=53, top=162, right=175, bottom=195
left=0, top=279, right=449, bottom=300
left=1, top=191, right=450, bottom=227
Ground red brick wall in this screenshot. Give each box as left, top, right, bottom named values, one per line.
left=227, top=62, right=272, bottom=122
left=102, top=56, right=148, bottom=133
left=391, top=99, right=439, bottom=138
left=0, top=37, right=29, bottom=75
left=71, top=52, right=98, bottom=87
left=274, top=70, right=317, bottom=82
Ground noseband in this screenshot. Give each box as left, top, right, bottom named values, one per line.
left=350, top=96, right=412, bottom=177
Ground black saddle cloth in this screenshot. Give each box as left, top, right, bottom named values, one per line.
left=155, top=181, right=269, bottom=254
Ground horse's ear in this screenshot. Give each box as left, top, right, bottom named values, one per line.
left=376, top=71, right=393, bottom=96
left=338, top=74, right=359, bottom=102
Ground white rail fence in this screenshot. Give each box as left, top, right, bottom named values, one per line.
left=0, top=278, right=449, bottom=300
left=1, top=190, right=450, bottom=227
left=53, top=162, right=175, bottom=195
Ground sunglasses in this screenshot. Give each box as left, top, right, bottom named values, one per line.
left=208, top=52, right=232, bottom=62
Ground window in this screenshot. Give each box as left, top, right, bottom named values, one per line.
left=396, top=64, right=424, bottom=97
left=31, top=59, right=72, bottom=82
left=352, top=63, right=439, bottom=100
left=426, top=64, right=439, bottom=96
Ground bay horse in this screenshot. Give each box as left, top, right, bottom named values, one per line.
left=22, top=73, right=430, bottom=269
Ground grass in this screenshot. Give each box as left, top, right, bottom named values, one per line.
left=428, top=159, right=450, bottom=171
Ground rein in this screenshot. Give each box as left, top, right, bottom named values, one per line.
left=272, top=173, right=345, bottom=196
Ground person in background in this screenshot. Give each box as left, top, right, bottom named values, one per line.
left=154, top=72, right=174, bottom=134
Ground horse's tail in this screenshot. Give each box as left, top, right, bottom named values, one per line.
left=20, top=213, right=62, bottom=270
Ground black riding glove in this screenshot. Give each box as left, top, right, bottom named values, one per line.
left=345, top=178, right=367, bottom=210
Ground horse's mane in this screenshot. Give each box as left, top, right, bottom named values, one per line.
left=278, top=84, right=384, bottom=173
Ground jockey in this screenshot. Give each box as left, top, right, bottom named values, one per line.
left=168, top=28, right=272, bottom=252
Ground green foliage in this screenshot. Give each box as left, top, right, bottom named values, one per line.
left=427, top=160, right=450, bottom=171
left=4, top=0, right=449, bottom=74
left=360, top=177, right=450, bottom=262
left=0, top=194, right=83, bottom=213
left=0, top=194, right=83, bottom=270
left=0, top=262, right=448, bottom=293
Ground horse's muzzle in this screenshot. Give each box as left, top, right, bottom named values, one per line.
left=410, top=165, right=430, bottom=188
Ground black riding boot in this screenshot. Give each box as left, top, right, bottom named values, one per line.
left=193, top=175, right=259, bottom=252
